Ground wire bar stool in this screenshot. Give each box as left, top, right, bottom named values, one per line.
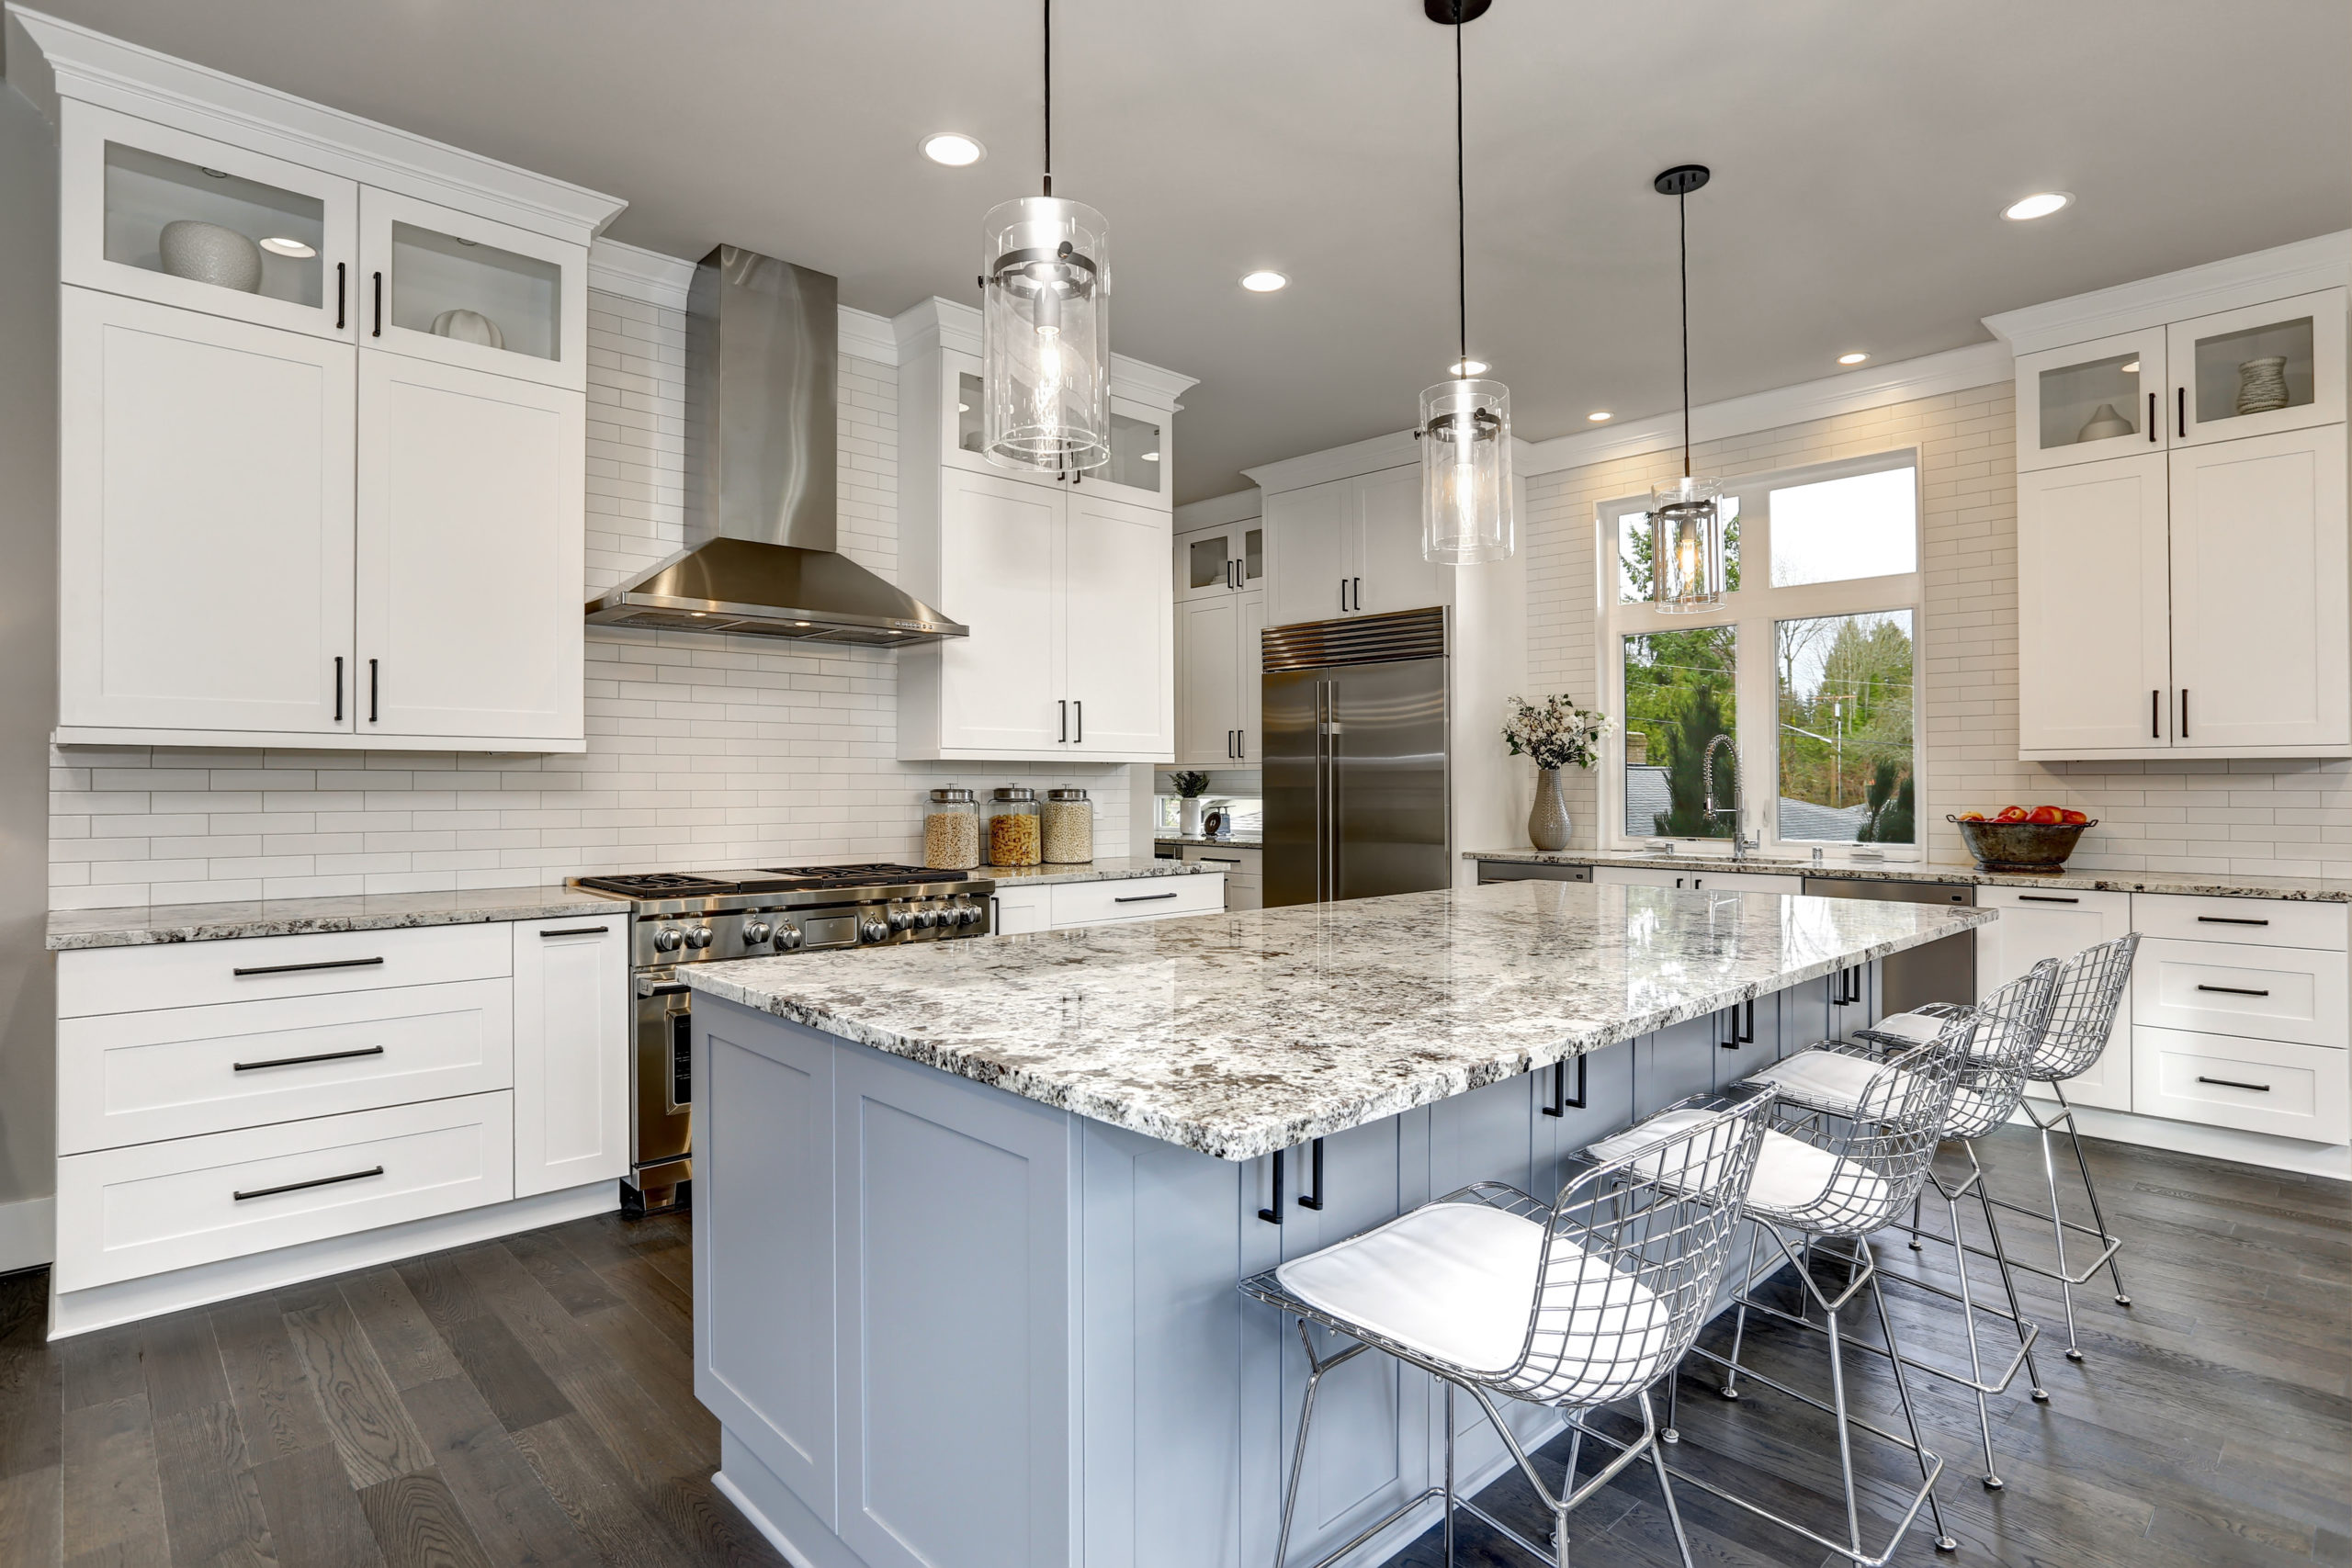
left=1619, top=1021, right=1972, bottom=1563
left=1238, top=1086, right=1775, bottom=1568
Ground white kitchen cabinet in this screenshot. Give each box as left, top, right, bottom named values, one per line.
left=356, top=352, right=585, bottom=743
left=2016, top=455, right=2173, bottom=755
left=1047, top=874, right=1225, bottom=927
left=2013, top=327, right=2166, bottom=473
left=511, top=917, right=629, bottom=1198
left=1175, top=587, right=1266, bottom=766
left=1174, top=517, right=1263, bottom=603
left=2167, top=290, right=2346, bottom=448
left=1064, top=488, right=1173, bottom=758
left=1977, top=886, right=2133, bottom=1112
left=989, top=886, right=1052, bottom=936
left=59, top=288, right=356, bottom=736
left=1263, top=467, right=1449, bottom=627
left=358, top=186, right=586, bottom=392
left=1181, top=843, right=1261, bottom=910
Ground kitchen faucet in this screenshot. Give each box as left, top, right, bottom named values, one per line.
left=1702, top=732, right=1757, bottom=860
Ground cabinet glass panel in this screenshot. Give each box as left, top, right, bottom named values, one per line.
left=2192, top=314, right=2315, bottom=428
left=389, top=222, right=561, bottom=363
left=1187, top=535, right=1229, bottom=590
left=957, top=372, right=985, bottom=455
left=2037, top=352, right=2146, bottom=452
left=104, top=141, right=324, bottom=308
left=1103, top=410, right=1162, bottom=491
left=1243, top=525, right=1264, bottom=581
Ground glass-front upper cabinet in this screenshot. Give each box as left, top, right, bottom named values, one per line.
left=357, top=187, right=585, bottom=390
left=1095, top=398, right=1167, bottom=499
left=1173, top=521, right=1263, bottom=601
left=61, top=101, right=358, bottom=342
left=2013, top=328, right=2165, bottom=473
left=2168, top=290, right=2346, bottom=448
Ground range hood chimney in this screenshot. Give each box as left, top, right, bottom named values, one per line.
left=585, top=246, right=966, bottom=644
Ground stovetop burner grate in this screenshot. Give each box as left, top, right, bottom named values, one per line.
left=574, top=872, right=740, bottom=897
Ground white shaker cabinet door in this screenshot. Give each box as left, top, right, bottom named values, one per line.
left=60, top=288, right=356, bottom=735
left=2167, top=425, right=2350, bottom=753
left=1238, top=588, right=1267, bottom=763
left=356, top=353, right=584, bottom=743
left=936, top=469, right=1065, bottom=753
left=1976, top=886, right=2133, bottom=1112
left=2016, top=454, right=2173, bottom=756
left=1264, top=478, right=1349, bottom=627
left=1351, top=464, right=1448, bottom=616
left=1175, top=593, right=1240, bottom=765
left=1064, top=489, right=1172, bottom=759
left=512, top=915, right=629, bottom=1198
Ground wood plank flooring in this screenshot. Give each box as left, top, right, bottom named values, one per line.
left=0, top=1126, right=2342, bottom=1566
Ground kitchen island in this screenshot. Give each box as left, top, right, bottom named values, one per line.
left=679, top=881, right=1992, bottom=1568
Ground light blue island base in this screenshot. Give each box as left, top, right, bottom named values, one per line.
left=691, top=967, right=1872, bottom=1568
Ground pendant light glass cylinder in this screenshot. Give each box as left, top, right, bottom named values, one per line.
left=1650, top=475, right=1726, bottom=612
left=981, top=196, right=1111, bottom=472
left=1419, top=378, right=1513, bottom=564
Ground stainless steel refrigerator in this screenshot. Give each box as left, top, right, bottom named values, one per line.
left=1262, top=606, right=1450, bottom=907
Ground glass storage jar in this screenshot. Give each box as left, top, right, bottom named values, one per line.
left=1042, top=788, right=1093, bottom=863
left=923, top=787, right=980, bottom=870
left=988, top=786, right=1042, bottom=867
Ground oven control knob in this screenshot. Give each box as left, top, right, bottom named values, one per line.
left=887, top=908, right=915, bottom=932
left=774, top=925, right=803, bottom=952
left=954, top=901, right=980, bottom=926
left=684, top=926, right=715, bottom=950
left=913, top=906, right=942, bottom=929
left=742, top=920, right=773, bottom=946
left=652, top=927, right=685, bottom=952
left=859, top=917, right=890, bottom=943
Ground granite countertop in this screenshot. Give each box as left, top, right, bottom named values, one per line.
left=683, top=880, right=1993, bottom=1161
left=981, top=856, right=1217, bottom=887
left=1464, top=849, right=2352, bottom=904
left=1155, top=833, right=1263, bottom=849
left=48, top=885, right=629, bottom=951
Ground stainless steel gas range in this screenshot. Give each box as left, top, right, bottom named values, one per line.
left=571, top=863, right=998, bottom=1213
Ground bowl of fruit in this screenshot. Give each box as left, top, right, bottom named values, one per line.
left=1948, top=807, right=2094, bottom=873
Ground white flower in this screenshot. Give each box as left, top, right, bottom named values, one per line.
left=1502, top=694, right=1612, bottom=772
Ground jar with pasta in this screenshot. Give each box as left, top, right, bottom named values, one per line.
left=987, top=786, right=1041, bottom=867
left=923, top=788, right=980, bottom=870
left=1042, top=788, right=1093, bottom=863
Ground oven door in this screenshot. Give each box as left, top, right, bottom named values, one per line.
left=631, top=970, right=694, bottom=1206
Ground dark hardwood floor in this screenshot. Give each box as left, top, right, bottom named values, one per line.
left=0, top=1126, right=2342, bottom=1567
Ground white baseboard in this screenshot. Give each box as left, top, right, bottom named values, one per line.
left=46, top=1179, right=616, bottom=1338
left=0, top=1196, right=53, bottom=1274
left=2015, top=1100, right=2350, bottom=1180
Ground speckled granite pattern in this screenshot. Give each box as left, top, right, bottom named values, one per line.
left=980, top=857, right=1216, bottom=886
left=1155, top=833, right=1263, bottom=849
left=47, top=886, right=630, bottom=950
left=683, top=880, right=1994, bottom=1161
left=1464, top=850, right=2352, bottom=903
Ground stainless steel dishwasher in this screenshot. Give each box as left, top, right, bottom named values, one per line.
left=1802, top=876, right=1976, bottom=1013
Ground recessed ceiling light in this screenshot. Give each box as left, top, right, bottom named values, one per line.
left=1139, top=450, right=1160, bottom=461
left=2002, top=191, right=2071, bottom=221
left=920, top=132, right=985, bottom=167
left=1451, top=358, right=1488, bottom=377
left=1240, top=270, right=1288, bottom=292
left=1587, top=411, right=1613, bottom=423
left=1837, top=351, right=1869, bottom=366
left=258, top=236, right=316, bottom=258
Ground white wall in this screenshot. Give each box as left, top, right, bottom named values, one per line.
left=49, top=290, right=1134, bottom=910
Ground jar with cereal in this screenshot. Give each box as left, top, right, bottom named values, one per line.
left=987, top=786, right=1041, bottom=867
left=923, top=788, right=980, bottom=870
left=1043, top=788, right=1093, bottom=863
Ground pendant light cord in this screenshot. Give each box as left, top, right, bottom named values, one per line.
left=1041, top=0, right=1053, bottom=197
left=1678, top=190, right=1690, bottom=478
left=1453, top=2, right=1467, bottom=376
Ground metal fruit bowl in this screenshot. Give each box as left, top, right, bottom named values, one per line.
left=1947, top=815, right=2094, bottom=874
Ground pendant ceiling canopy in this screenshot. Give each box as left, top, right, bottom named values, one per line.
left=1651, top=163, right=1727, bottom=613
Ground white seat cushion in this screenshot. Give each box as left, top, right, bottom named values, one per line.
left=1273, top=1200, right=1669, bottom=1397
left=1589, top=1108, right=1893, bottom=1235
left=1744, top=1050, right=1917, bottom=1114
left=1862, top=1010, right=1946, bottom=1045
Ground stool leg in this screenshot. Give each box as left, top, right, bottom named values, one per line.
left=1274, top=1321, right=1327, bottom=1568
left=1867, top=1257, right=1958, bottom=1553
left=2053, top=1082, right=2132, bottom=1308
left=1907, top=1187, right=1926, bottom=1251
left=1641, top=1390, right=1698, bottom=1568
left=2036, top=1110, right=2086, bottom=1361
left=1943, top=1185, right=2001, bottom=1490
left=1824, top=1299, right=1864, bottom=1562
left=1442, top=1382, right=1456, bottom=1568
left=1718, top=1223, right=1764, bottom=1400
left=1969, top=1141, right=2049, bottom=1403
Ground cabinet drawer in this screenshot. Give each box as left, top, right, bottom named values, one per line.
left=2132, top=1028, right=2349, bottom=1145
left=1182, top=846, right=1261, bottom=874
left=2129, top=894, right=2346, bottom=951
left=58, top=978, right=514, bottom=1155
left=53, top=1091, right=514, bottom=1292
left=2132, top=938, right=2347, bottom=1046
left=989, top=886, right=1051, bottom=936
left=1050, top=874, right=1226, bottom=928
left=58, top=922, right=514, bottom=1018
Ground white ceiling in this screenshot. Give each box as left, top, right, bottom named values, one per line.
left=26, top=1, right=2347, bottom=502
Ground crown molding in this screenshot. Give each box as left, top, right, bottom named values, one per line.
left=1243, top=429, right=1420, bottom=493
left=888, top=296, right=1196, bottom=408
left=585, top=240, right=900, bottom=364
left=838, top=306, right=896, bottom=367
left=6, top=6, right=624, bottom=243
left=1983, top=231, right=2351, bottom=355
left=1173, top=489, right=1261, bottom=530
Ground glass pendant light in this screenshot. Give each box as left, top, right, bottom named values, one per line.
left=1418, top=0, right=1512, bottom=565
left=981, top=0, right=1110, bottom=474
left=1651, top=164, right=1724, bottom=612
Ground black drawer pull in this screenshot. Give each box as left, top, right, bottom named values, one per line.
left=539, top=925, right=611, bottom=937
left=1114, top=892, right=1179, bottom=904
left=335, top=262, right=346, bottom=330
left=1199, top=857, right=1241, bottom=865
left=232, top=955, right=385, bottom=978
left=1541, top=1054, right=1589, bottom=1116
left=1296, top=1137, right=1326, bottom=1212
left=234, top=1165, right=385, bottom=1202
left=233, top=1044, right=385, bottom=1073
left=1259, top=1147, right=1283, bottom=1224
left=2196, top=1076, right=2269, bottom=1093
left=372, top=270, right=383, bottom=336
left=2195, top=984, right=2270, bottom=998
left=2017, top=895, right=2079, bottom=904
left=2196, top=915, right=2269, bottom=927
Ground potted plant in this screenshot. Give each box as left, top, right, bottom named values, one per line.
left=1169, top=771, right=1212, bottom=837
left=1502, top=694, right=1611, bottom=852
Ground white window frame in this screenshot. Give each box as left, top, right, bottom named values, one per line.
left=1597, top=448, right=1924, bottom=862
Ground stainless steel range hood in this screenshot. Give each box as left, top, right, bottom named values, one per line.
left=585, top=246, right=966, bottom=645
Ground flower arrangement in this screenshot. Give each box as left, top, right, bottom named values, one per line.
left=1169, top=771, right=1212, bottom=799
left=1502, top=694, right=1611, bottom=772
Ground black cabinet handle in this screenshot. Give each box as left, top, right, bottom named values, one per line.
left=333, top=656, right=344, bottom=723
left=1720, top=998, right=1756, bottom=1050
left=1258, top=1147, right=1284, bottom=1224
left=2146, top=390, right=2156, bottom=442
left=335, top=263, right=346, bottom=330
left=539, top=925, right=611, bottom=938
left=371, top=270, right=383, bottom=337
left=1541, top=1055, right=1589, bottom=1116
left=233, top=1044, right=384, bottom=1073
left=1073, top=700, right=1082, bottom=743
left=2196, top=1076, right=2269, bottom=1093
left=1351, top=576, right=1362, bottom=612
left=2195, top=984, right=2270, bottom=998
left=1199, top=856, right=1241, bottom=864
left=368, top=658, right=379, bottom=723
left=1340, top=578, right=1348, bottom=612
left=1114, top=891, right=1178, bottom=904
left=2177, top=386, right=2186, bottom=438
left=235, top=1165, right=385, bottom=1202
left=2179, top=688, right=2188, bottom=739
left=1058, top=699, right=1068, bottom=742
left=1296, top=1138, right=1326, bottom=1211
left=2152, top=688, right=2160, bottom=739
left=2018, top=894, right=2079, bottom=904
left=2196, top=915, right=2269, bottom=927
left=233, top=955, right=385, bottom=977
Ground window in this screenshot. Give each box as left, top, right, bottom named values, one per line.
left=1599, top=451, right=1920, bottom=857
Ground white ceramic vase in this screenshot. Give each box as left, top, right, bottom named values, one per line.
left=2076, top=402, right=2133, bottom=442
left=432, top=309, right=505, bottom=349
left=2234, top=356, right=2290, bottom=416
left=1180, top=797, right=1204, bottom=836
left=158, top=220, right=262, bottom=293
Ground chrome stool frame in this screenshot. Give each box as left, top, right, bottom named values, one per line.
left=1239, top=1088, right=1774, bottom=1568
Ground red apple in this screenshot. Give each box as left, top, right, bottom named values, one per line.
left=2029, top=805, right=2064, bottom=825
left=2061, top=808, right=2089, bottom=825
left=1996, top=806, right=2030, bottom=823
left=1958, top=811, right=1986, bottom=822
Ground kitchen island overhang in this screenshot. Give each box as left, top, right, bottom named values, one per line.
left=679, top=882, right=1994, bottom=1568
